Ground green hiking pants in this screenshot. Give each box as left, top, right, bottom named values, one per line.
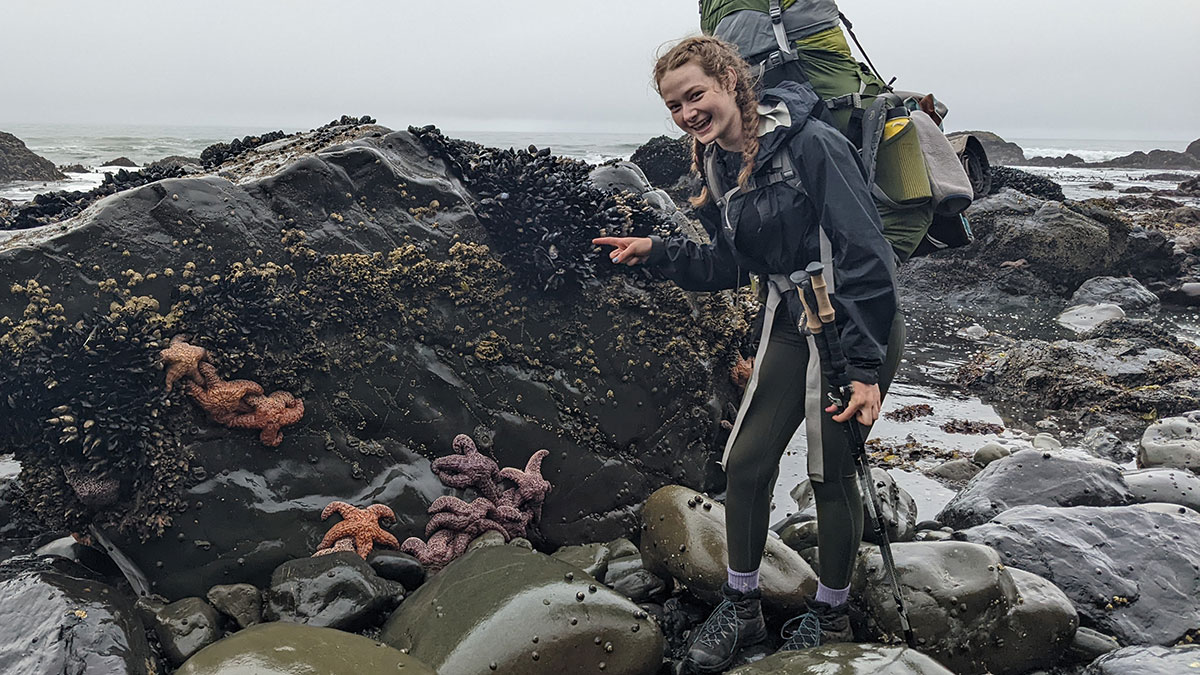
left=724, top=307, right=905, bottom=589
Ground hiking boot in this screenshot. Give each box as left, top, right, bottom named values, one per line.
left=778, top=598, right=852, bottom=651
left=684, top=583, right=767, bottom=674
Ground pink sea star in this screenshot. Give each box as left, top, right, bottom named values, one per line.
left=431, top=434, right=501, bottom=501
left=403, top=438, right=553, bottom=571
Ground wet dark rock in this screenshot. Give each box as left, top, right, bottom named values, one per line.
left=102, top=157, right=139, bottom=168
left=629, top=134, right=692, bottom=189
left=790, top=468, right=917, bottom=543
left=641, top=485, right=816, bottom=613
left=379, top=544, right=663, bottom=674
left=958, top=321, right=1200, bottom=437
left=1174, top=206, right=1200, bottom=226
left=367, top=550, right=426, bottom=591
left=961, top=504, right=1200, bottom=645
left=1095, top=149, right=1200, bottom=170
left=1138, top=411, right=1200, bottom=471
left=952, top=131, right=1025, bottom=166
left=0, top=471, right=50, bottom=561
left=59, top=164, right=88, bottom=174
left=1123, top=467, right=1200, bottom=512
left=727, top=643, right=953, bottom=674
left=199, top=131, right=288, bottom=168
left=989, top=166, right=1065, bottom=202
left=1, top=124, right=745, bottom=599
left=1120, top=185, right=1152, bottom=194
left=139, top=595, right=223, bottom=665
left=1025, top=153, right=1086, bottom=167
left=930, top=457, right=982, bottom=483
left=553, top=541, right=616, bottom=580
left=1066, top=626, right=1120, bottom=663
left=262, top=552, right=403, bottom=631
left=176, top=621, right=434, bottom=675
left=853, top=541, right=1076, bottom=674
left=0, top=161, right=189, bottom=229
left=1089, top=181, right=1115, bottom=190
left=33, top=535, right=122, bottom=577
left=1188, top=139, right=1200, bottom=159
left=0, top=554, right=151, bottom=674
left=607, top=566, right=668, bottom=604
left=1070, top=276, right=1159, bottom=311
left=0, top=131, right=65, bottom=182
left=1057, top=302, right=1126, bottom=333
left=147, top=155, right=202, bottom=173
left=1179, top=176, right=1200, bottom=197
left=972, top=442, right=1011, bottom=466
left=205, top=582, right=262, bottom=629
left=1080, top=427, right=1129, bottom=463
left=936, top=449, right=1132, bottom=529
left=1084, top=644, right=1200, bottom=674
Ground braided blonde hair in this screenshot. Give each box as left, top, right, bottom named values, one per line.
left=654, top=36, right=760, bottom=207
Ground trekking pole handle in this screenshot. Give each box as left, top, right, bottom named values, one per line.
left=803, top=262, right=836, bottom=325
left=790, top=271, right=824, bottom=335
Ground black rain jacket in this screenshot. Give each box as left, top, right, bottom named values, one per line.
left=646, top=81, right=897, bottom=384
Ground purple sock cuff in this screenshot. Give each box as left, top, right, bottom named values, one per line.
left=727, top=567, right=760, bottom=593
left=815, top=582, right=850, bottom=607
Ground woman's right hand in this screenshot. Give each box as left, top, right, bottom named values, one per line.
left=592, top=237, right=653, bottom=266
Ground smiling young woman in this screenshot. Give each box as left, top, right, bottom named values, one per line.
left=594, top=36, right=905, bottom=673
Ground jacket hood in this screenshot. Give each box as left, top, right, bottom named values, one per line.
left=754, top=80, right=822, bottom=162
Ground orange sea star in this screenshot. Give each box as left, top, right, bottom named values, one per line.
left=315, top=501, right=400, bottom=558
left=161, top=335, right=209, bottom=391
left=231, top=391, right=305, bottom=447
left=185, top=362, right=264, bottom=425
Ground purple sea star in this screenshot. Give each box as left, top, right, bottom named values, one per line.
left=431, top=434, right=501, bottom=501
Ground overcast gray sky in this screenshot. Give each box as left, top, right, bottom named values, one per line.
left=2, top=0, right=1197, bottom=141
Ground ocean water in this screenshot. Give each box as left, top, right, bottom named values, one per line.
left=4, top=124, right=1197, bottom=205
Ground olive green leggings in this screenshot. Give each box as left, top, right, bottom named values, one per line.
left=724, top=309, right=905, bottom=589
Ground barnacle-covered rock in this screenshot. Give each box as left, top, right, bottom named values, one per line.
left=0, top=121, right=749, bottom=599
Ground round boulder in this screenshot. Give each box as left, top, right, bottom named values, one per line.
left=961, top=504, right=1200, bottom=645
left=853, top=541, right=1073, bottom=675
left=379, top=544, right=663, bottom=674
left=727, top=643, right=953, bottom=674
left=1138, top=411, right=1200, bottom=472
left=1070, top=276, right=1160, bottom=311
left=936, top=449, right=1132, bottom=529
left=263, top=551, right=404, bottom=631
left=640, top=485, right=817, bottom=614
left=0, top=554, right=151, bottom=674
left=175, top=622, right=434, bottom=675
left=1084, top=644, right=1200, bottom=675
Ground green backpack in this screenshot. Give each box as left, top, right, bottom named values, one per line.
left=702, top=0, right=974, bottom=261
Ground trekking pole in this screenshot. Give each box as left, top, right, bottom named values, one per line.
left=790, top=262, right=916, bottom=649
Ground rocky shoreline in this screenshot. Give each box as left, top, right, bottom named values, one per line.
left=1, top=120, right=1200, bottom=674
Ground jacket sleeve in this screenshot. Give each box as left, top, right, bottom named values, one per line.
left=796, top=125, right=898, bottom=385
left=645, top=201, right=747, bottom=292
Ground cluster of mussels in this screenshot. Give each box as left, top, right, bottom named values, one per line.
left=0, top=285, right=191, bottom=539
left=199, top=130, right=289, bottom=168
left=410, top=125, right=676, bottom=292
left=0, top=164, right=189, bottom=231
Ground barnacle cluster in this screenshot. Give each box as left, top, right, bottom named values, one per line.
left=410, top=125, right=674, bottom=292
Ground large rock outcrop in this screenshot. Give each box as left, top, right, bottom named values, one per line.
left=0, top=122, right=749, bottom=599
left=961, top=504, right=1200, bottom=646
left=0, top=132, right=66, bottom=183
